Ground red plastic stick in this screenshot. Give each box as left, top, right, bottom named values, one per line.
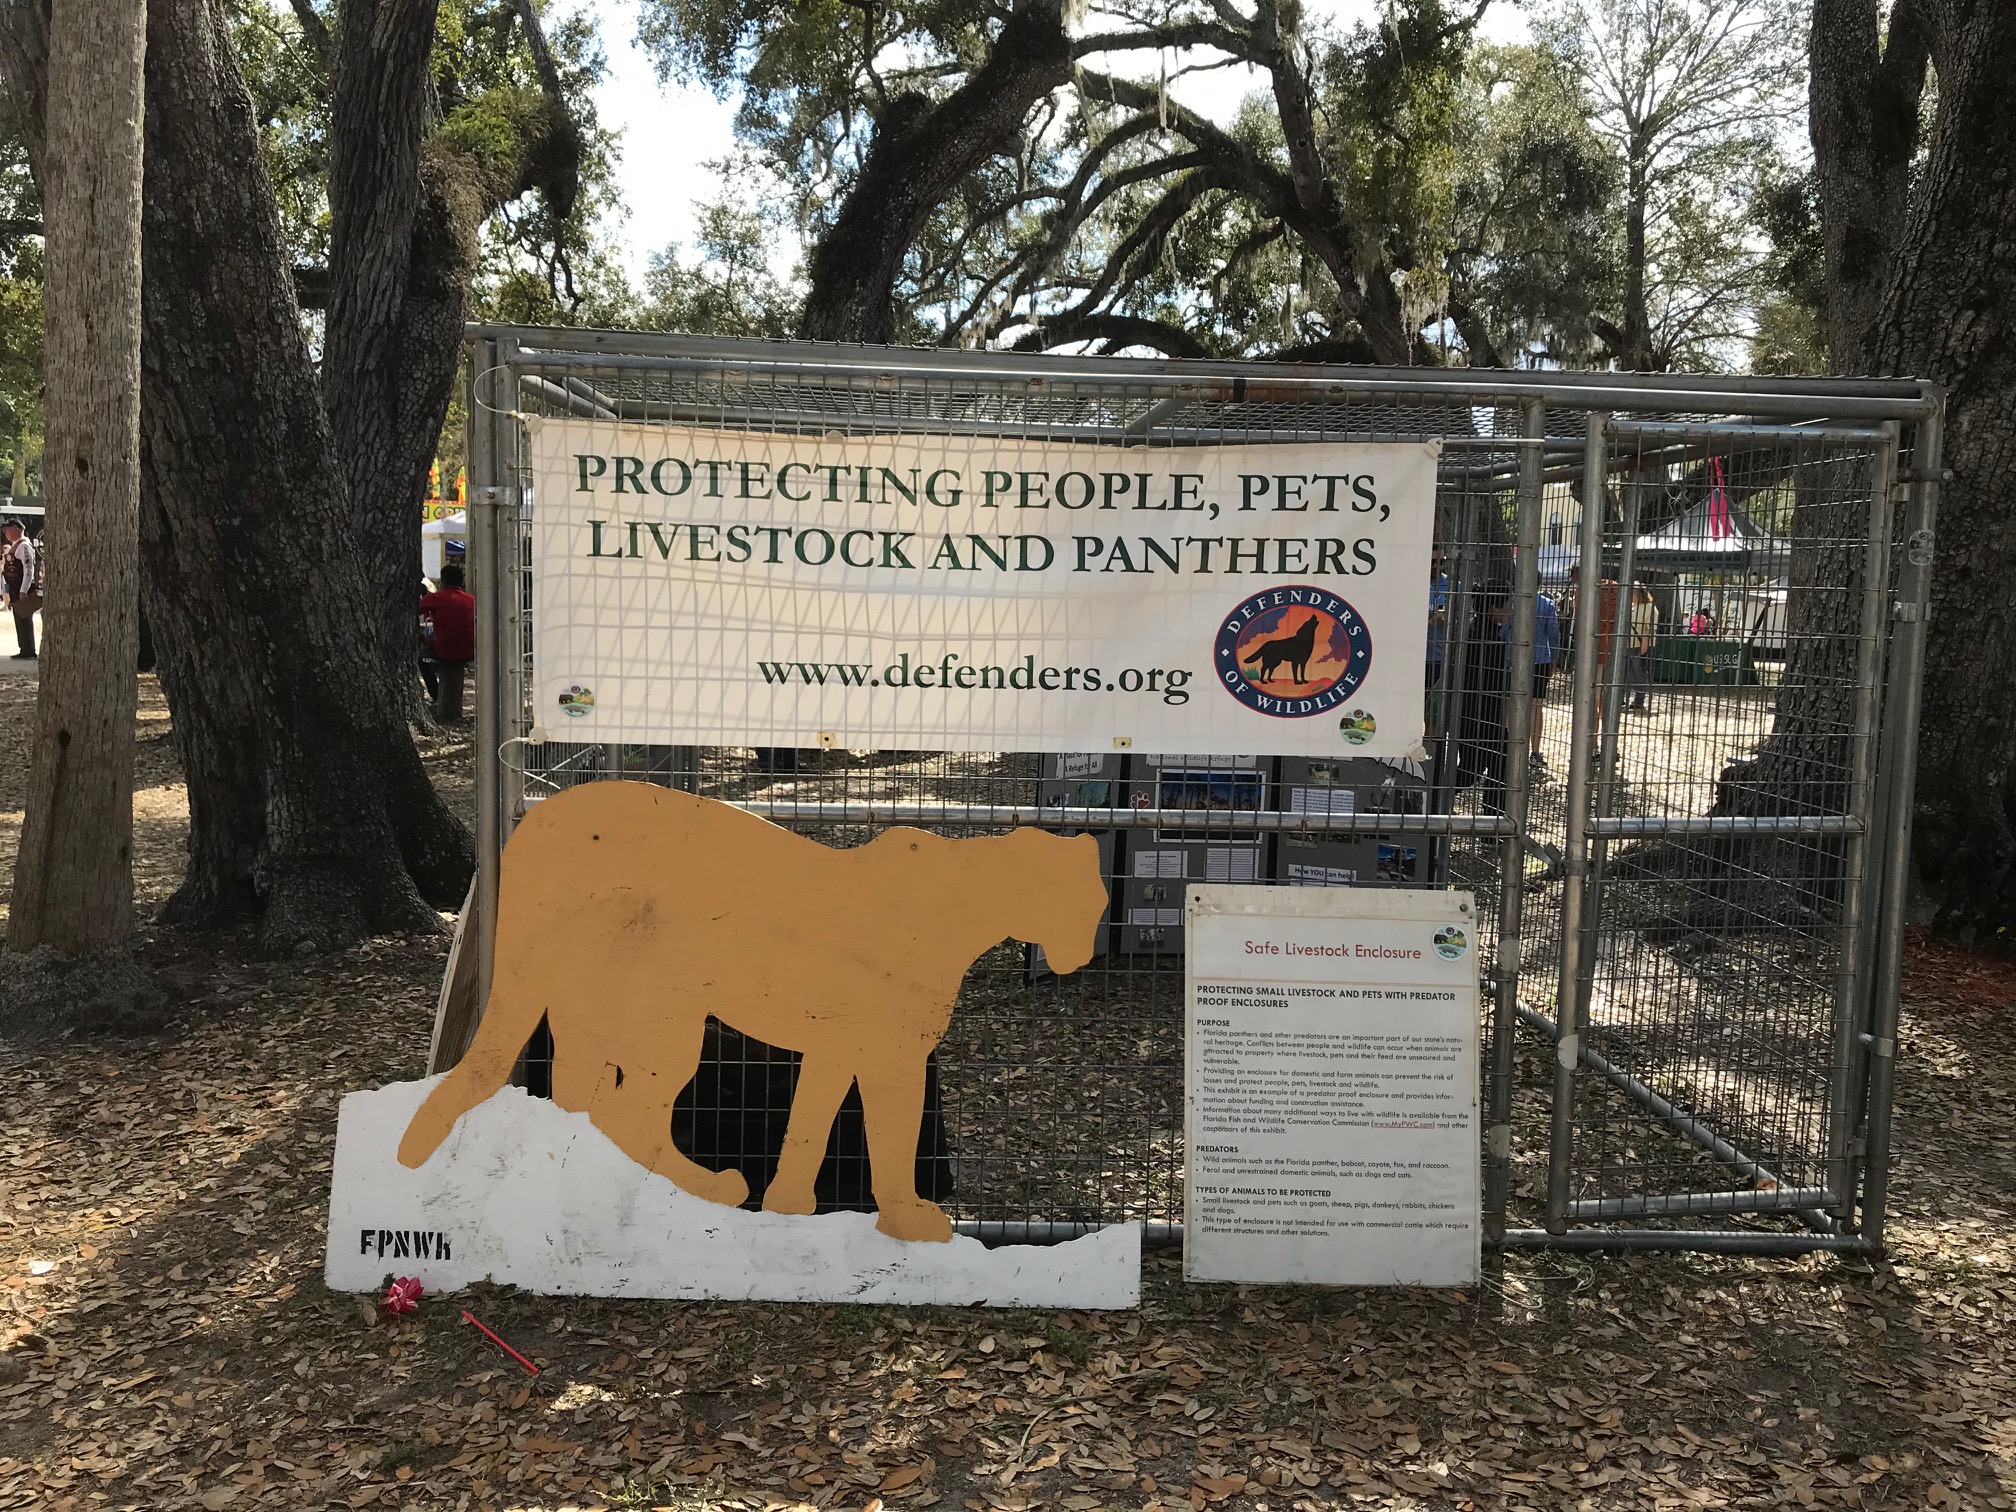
left=460, top=1309, right=541, bottom=1374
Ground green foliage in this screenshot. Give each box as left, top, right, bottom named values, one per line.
left=1443, top=44, right=1621, bottom=366
left=1534, top=0, right=1805, bottom=370
left=231, top=0, right=635, bottom=332
left=230, top=2, right=330, bottom=271
left=635, top=166, right=800, bottom=339
left=1749, top=167, right=1828, bottom=374
left=1320, top=0, right=1477, bottom=326
left=453, top=4, right=638, bottom=328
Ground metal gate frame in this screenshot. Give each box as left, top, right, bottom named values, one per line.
left=448, top=325, right=1942, bottom=1258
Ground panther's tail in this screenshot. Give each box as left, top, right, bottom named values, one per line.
left=396, top=975, right=547, bottom=1168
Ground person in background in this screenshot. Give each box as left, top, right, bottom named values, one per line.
left=420, top=562, right=475, bottom=723
left=1500, top=587, right=1561, bottom=768
left=1425, top=551, right=1450, bottom=730
left=2, top=519, right=40, bottom=661
left=1459, top=586, right=1512, bottom=812
left=1627, top=586, right=1657, bottom=712
left=1563, top=576, right=1624, bottom=762
left=417, top=574, right=440, bottom=705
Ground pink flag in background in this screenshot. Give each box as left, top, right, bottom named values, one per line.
left=1707, top=456, right=1734, bottom=540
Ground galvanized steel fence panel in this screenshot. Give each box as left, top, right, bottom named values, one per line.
left=455, top=328, right=1939, bottom=1257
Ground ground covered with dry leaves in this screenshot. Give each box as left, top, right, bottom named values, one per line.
left=0, top=681, right=2013, bottom=1511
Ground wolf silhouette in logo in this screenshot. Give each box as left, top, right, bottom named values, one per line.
left=1245, top=614, right=1321, bottom=683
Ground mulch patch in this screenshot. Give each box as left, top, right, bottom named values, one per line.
left=0, top=693, right=2012, bottom=1509
left=0, top=920, right=2009, bottom=1511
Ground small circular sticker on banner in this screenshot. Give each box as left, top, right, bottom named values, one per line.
left=1215, top=586, right=1373, bottom=719
left=558, top=684, right=595, bottom=718
left=1339, top=709, right=1377, bottom=745
left=1432, top=924, right=1469, bottom=960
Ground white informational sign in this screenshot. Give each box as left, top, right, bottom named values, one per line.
left=1183, top=886, right=1480, bottom=1286
left=325, top=1079, right=1140, bottom=1309
left=526, top=420, right=1438, bottom=756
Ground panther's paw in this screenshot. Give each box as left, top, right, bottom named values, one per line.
left=685, top=1166, right=749, bottom=1209
left=761, top=1184, right=817, bottom=1217
left=875, top=1198, right=953, bottom=1244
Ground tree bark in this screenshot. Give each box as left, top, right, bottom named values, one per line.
left=1868, top=0, right=2016, bottom=944
left=324, top=0, right=577, bottom=712
left=137, top=0, right=468, bottom=950
left=322, top=0, right=443, bottom=714
left=1808, top=0, right=1926, bottom=371
left=800, top=0, right=1074, bottom=343
left=1621, top=154, right=1652, bottom=370
left=8, top=0, right=147, bottom=954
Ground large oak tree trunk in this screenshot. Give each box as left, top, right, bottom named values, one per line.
left=0, top=0, right=589, bottom=953
left=1868, top=3, right=2016, bottom=943
left=139, top=0, right=469, bottom=950
left=1808, top=0, right=1925, bottom=371
left=323, top=0, right=577, bottom=709
left=1662, top=0, right=2016, bottom=947
left=322, top=0, right=445, bottom=717
left=1798, top=0, right=2016, bottom=944
left=8, top=0, right=147, bottom=954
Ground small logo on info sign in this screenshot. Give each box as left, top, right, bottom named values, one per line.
left=1215, top=586, right=1373, bottom=720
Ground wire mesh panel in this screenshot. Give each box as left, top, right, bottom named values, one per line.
left=1517, top=427, right=1899, bottom=1236
left=463, top=328, right=1937, bottom=1254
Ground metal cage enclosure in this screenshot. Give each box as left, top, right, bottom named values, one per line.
left=446, top=327, right=1940, bottom=1258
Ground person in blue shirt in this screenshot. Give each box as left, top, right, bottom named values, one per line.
left=1425, top=555, right=1450, bottom=732
left=1498, top=589, right=1561, bottom=768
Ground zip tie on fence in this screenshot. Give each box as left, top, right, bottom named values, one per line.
left=460, top=1309, right=541, bottom=1374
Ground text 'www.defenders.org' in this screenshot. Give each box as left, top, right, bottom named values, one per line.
left=757, top=653, right=1194, bottom=705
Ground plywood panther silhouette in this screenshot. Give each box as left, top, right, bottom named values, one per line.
left=1246, top=614, right=1320, bottom=683
left=397, top=782, right=1107, bottom=1242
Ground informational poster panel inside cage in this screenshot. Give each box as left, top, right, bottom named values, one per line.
left=1184, top=885, right=1480, bottom=1286
left=525, top=419, right=1438, bottom=756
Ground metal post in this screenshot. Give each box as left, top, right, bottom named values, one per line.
left=1571, top=474, right=1642, bottom=1036
left=1858, top=403, right=1942, bottom=1248
left=467, top=336, right=505, bottom=1055
left=1430, top=489, right=1481, bottom=883
left=1546, top=411, right=1609, bottom=1232
left=495, top=338, right=528, bottom=839
left=1486, top=400, right=1545, bottom=1238
left=1825, top=424, right=1899, bottom=1213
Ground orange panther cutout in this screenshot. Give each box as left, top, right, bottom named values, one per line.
left=397, top=781, right=1107, bottom=1242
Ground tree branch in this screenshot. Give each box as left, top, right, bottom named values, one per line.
left=1445, top=292, right=1506, bottom=369
left=509, top=0, right=566, bottom=107
left=287, top=0, right=334, bottom=77
left=1011, top=311, right=1211, bottom=358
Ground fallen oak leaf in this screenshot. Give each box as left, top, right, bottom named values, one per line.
left=880, top=1462, right=929, bottom=1491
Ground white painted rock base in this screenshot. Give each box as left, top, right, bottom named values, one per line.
left=324, top=1078, right=1140, bottom=1308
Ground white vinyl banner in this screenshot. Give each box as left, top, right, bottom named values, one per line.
left=526, top=420, right=1439, bottom=755
left=1184, top=885, right=1480, bottom=1286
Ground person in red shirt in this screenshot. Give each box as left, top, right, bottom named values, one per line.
left=420, top=562, right=477, bottom=723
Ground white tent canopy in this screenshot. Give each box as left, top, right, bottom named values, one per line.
left=1531, top=494, right=1789, bottom=583
left=422, top=510, right=466, bottom=582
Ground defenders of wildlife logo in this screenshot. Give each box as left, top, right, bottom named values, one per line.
left=558, top=684, right=595, bottom=718
left=1215, top=586, right=1373, bottom=719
